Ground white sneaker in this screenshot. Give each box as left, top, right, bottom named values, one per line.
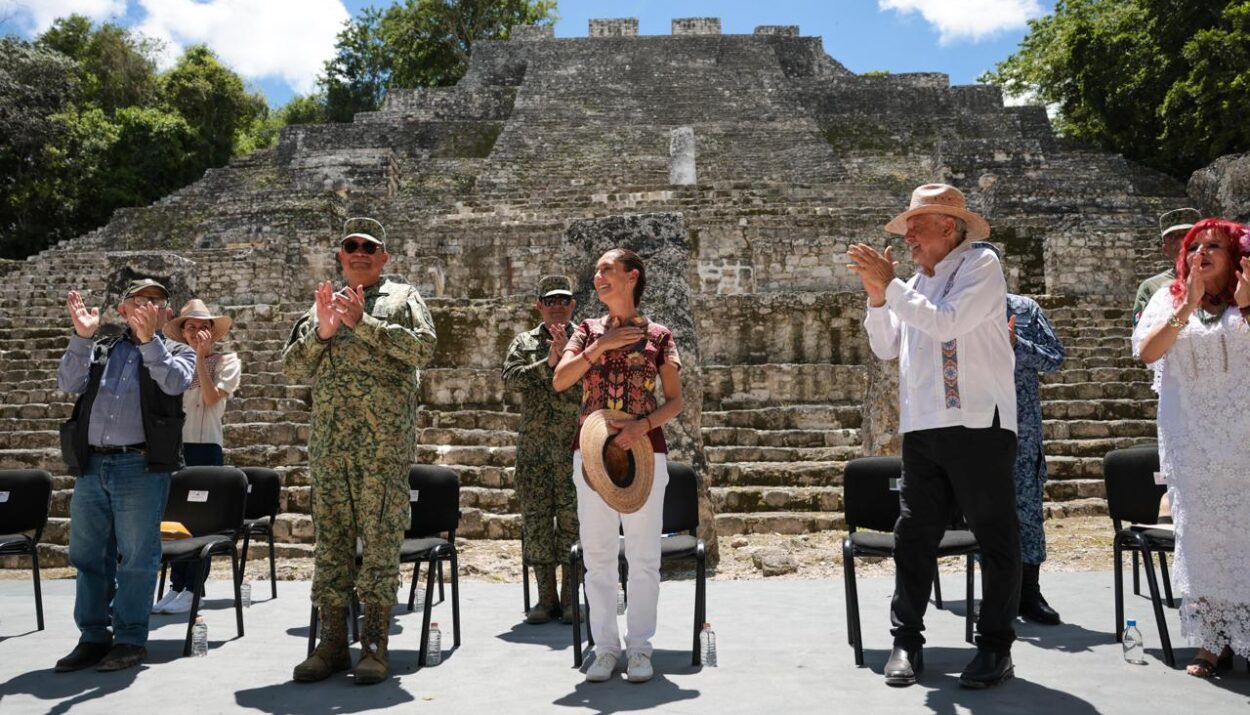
left=584, top=653, right=619, bottom=683
left=626, top=652, right=653, bottom=683
left=164, top=590, right=195, bottom=614
left=152, top=589, right=181, bottom=614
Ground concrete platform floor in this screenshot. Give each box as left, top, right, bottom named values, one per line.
left=1, top=571, right=1248, bottom=714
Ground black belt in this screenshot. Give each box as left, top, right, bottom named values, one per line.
left=91, top=444, right=147, bottom=455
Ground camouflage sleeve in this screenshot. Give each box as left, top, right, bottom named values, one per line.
left=502, top=333, right=553, bottom=392
left=282, top=310, right=328, bottom=381
left=353, top=288, right=437, bottom=369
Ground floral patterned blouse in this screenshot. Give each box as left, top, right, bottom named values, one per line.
left=564, top=314, right=682, bottom=453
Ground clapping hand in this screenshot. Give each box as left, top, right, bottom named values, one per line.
left=126, top=303, right=160, bottom=344
left=1182, top=253, right=1203, bottom=312
left=1007, top=315, right=1018, bottom=346
left=332, top=284, right=366, bottom=329
left=314, top=281, right=342, bottom=339
left=1236, top=257, right=1250, bottom=309
left=847, top=243, right=898, bottom=306
left=67, top=291, right=99, bottom=338
left=190, top=328, right=214, bottom=358
left=547, top=322, right=568, bottom=366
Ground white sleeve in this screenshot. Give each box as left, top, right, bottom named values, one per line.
left=215, top=352, right=242, bottom=394
left=1131, top=287, right=1174, bottom=392
left=864, top=302, right=901, bottom=360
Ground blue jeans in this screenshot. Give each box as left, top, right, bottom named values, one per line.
left=170, top=443, right=223, bottom=591
left=69, top=452, right=171, bottom=646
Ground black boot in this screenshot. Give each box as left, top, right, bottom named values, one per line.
left=959, top=649, right=1014, bottom=689
left=884, top=645, right=923, bottom=687
left=1019, top=563, right=1061, bottom=625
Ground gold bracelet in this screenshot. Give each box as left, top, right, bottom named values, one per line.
left=1167, top=313, right=1186, bottom=329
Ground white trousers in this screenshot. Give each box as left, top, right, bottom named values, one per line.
left=573, top=450, right=669, bottom=658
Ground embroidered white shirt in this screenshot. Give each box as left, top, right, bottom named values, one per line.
left=864, top=240, right=1017, bottom=434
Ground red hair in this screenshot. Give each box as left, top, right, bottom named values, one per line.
left=1168, top=218, right=1245, bottom=307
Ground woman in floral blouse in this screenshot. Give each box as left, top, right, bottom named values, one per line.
left=553, top=248, right=684, bottom=684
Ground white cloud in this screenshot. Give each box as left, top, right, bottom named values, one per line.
left=879, top=0, right=1045, bottom=44
left=135, top=0, right=350, bottom=96
left=6, top=0, right=127, bottom=33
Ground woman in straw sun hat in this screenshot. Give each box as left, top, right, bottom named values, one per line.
left=554, top=248, right=684, bottom=685
left=151, top=299, right=241, bottom=615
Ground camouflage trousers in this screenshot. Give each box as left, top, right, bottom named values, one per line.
left=310, top=454, right=410, bottom=607
left=516, top=452, right=579, bottom=568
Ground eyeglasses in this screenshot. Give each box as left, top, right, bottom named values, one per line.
left=1186, top=241, right=1225, bottom=254
left=341, top=240, right=381, bottom=255
left=541, top=296, right=572, bottom=307
left=128, top=295, right=167, bottom=308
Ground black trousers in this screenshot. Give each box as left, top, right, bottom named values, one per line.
left=890, top=416, right=1021, bottom=654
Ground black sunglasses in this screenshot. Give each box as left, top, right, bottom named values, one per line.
left=341, top=239, right=381, bottom=255
left=541, top=296, right=572, bottom=307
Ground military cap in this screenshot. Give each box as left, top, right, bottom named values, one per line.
left=123, top=278, right=169, bottom=299
left=342, top=217, right=386, bottom=246
left=1159, top=208, right=1201, bottom=239
left=538, top=275, right=573, bottom=298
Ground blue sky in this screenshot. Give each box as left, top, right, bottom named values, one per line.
left=4, top=0, right=1055, bottom=108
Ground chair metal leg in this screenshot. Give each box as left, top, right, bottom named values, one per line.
left=965, top=553, right=975, bottom=644
left=231, top=546, right=244, bottom=638
left=522, top=555, right=532, bottom=614
left=843, top=541, right=864, bottom=666
left=1157, top=551, right=1174, bottom=608
left=158, top=561, right=168, bottom=598
left=184, top=559, right=207, bottom=657
left=571, top=548, right=585, bottom=668
left=437, top=560, right=446, bottom=603
left=932, top=569, right=944, bottom=609
left=349, top=592, right=361, bottom=644
left=1139, top=545, right=1175, bottom=667
left=1132, top=549, right=1141, bottom=596
left=266, top=529, right=277, bottom=598
left=407, top=561, right=420, bottom=611
left=307, top=605, right=319, bottom=656
left=418, top=555, right=438, bottom=667
left=238, top=529, right=252, bottom=586
left=32, top=545, right=45, bottom=631
left=692, top=548, right=706, bottom=666
left=1114, top=541, right=1125, bottom=642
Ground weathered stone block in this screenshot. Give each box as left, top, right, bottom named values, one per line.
left=672, top=18, right=720, bottom=35
left=589, top=18, right=637, bottom=37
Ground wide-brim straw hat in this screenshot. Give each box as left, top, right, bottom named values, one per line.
left=579, top=409, right=655, bottom=514
left=885, top=183, right=991, bottom=241
left=166, top=299, right=232, bottom=343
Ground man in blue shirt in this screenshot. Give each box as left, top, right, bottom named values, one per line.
left=54, top=278, right=195, bottom=672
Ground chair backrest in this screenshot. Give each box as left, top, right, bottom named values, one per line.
left=0, top=469, right=53, bottom=536
left=407, top=465, right=460, bottom=538
left=661, top=462, right=700, bottom=535
left=163, top=466, right=248, bottom=536
left=1103, top=446, right=1165, bottom=529
left=842, top=456, right=903, bottom=533
left=239, top=467, right=281, bottom=520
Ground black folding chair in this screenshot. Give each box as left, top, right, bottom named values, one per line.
left=236, top=467, right=280, bottom=598
left=841, top=456, right=979, bottom=666
left=158, top=466, right=248, bottom=656
left=570, top=461, right=708, bottom=668
left=1104, top=445, right=1175, bottom=667
left=402, top=465, right=462, bottom=666
left=0, top=469, right=53, bottom=631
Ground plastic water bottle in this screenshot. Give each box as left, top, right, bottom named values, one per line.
left=700, top=623, right=717, bottom=667
left=426, top=622, right=442, bottom=666
left=240, top=582, right=252, bottom=608
left=1122, top=619, right=1146, bottom=664
left=192, top=616, right=208, bottom=657
left=617, top=584, right=627, bottom=615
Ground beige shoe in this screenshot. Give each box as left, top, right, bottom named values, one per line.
left=293, top=607, right=351, bottom=682
left=353, top=603, right=391, bottom=685
left=626, top=652, right=653, bottom=683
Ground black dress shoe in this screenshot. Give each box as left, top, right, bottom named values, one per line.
left=55, top=642, right=112, bottom=672
left=884, top=646, right=923, bottom=687
left=959, top=650, right=1014, bottom=689
left=96, top=644, right=147, bottom=672
left=1020, top=594, right=1061, bottom=625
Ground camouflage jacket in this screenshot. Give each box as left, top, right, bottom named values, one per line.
left=502, top=323, right=582, bottom=442
left=283, top=278, right=437, bottom=465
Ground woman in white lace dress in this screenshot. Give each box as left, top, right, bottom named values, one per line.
left=1133, top=218, right=1250, bottom=677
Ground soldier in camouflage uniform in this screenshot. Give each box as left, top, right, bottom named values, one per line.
left=502, top=275, right=582, bottom=624
left=284, top=222, right=437, bottom=684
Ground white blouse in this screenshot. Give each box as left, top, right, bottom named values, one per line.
left=182, top=352, right=241, bottom=445
left=864, top=240, right=1017, bottom=434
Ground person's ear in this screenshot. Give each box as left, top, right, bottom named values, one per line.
left=379, top=250, right=390, bottom=267
left=569, top=298, right=577, bottom=313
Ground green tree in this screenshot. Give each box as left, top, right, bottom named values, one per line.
left=159, top=44, right=268, bottom=167
left=320, top=0, right=556, bottom=121
left=982, top=0, right=1250, bottom=178
left=37, top=14, right=160, bottom=114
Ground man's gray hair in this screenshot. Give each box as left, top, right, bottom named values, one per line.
left=952, top=217, right=968, bottom=243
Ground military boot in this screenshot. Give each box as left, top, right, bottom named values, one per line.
left=353, top=603, right=391, bottom=685
left=526, top=564, right=559, bottom=624
left=293, top=606, right=351, bottom=682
